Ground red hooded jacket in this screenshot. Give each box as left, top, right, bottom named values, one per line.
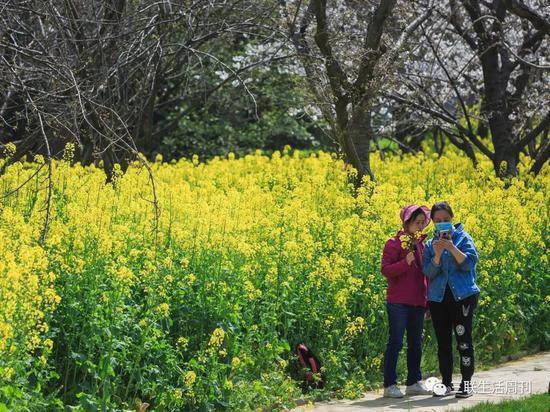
left=381, top=230, right=428, bottom=308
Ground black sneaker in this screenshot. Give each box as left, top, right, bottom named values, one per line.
left=433, top=385, right=454, bottom=397
left=455, top=382, right=474, bottom=398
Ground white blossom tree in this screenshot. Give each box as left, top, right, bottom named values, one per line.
left=390, top=0, right=549, bottom=176
left=280, top=0, right=434, bottom=183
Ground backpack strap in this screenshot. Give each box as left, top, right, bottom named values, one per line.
left=296, top=343, right=309, bottom=368
left=308, top=355, right=319, bottom=373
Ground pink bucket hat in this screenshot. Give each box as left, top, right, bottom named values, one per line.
left=400, top=204, right=431, bottom=230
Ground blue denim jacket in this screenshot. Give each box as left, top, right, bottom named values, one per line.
left=422, top=223, right=480, bottom=302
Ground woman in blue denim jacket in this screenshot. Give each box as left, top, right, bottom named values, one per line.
left=423, top=201, right=480, bottom=399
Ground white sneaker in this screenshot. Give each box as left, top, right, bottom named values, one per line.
left=383, top=384, right=404, bottom=398
left=405, top=381, right=432, bottom=395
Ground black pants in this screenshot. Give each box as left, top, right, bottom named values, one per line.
left=428, top=285, right=479, bottom=388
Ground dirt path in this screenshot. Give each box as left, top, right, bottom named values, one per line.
left=293, top=351, right=549, bottom=411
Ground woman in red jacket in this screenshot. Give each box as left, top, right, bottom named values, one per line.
left=381, top=204, right=432, bottom=398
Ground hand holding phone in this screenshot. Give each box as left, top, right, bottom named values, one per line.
left=433, top=239, right=445, bottom=256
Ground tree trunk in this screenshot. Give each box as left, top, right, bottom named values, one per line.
left=480, top=44, right=519, bottom=177
left=530, top=137, right=549, bottom=175
left=344, top=102, right=375, bottom=185
left=489, top=112, right=519, bottom=177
